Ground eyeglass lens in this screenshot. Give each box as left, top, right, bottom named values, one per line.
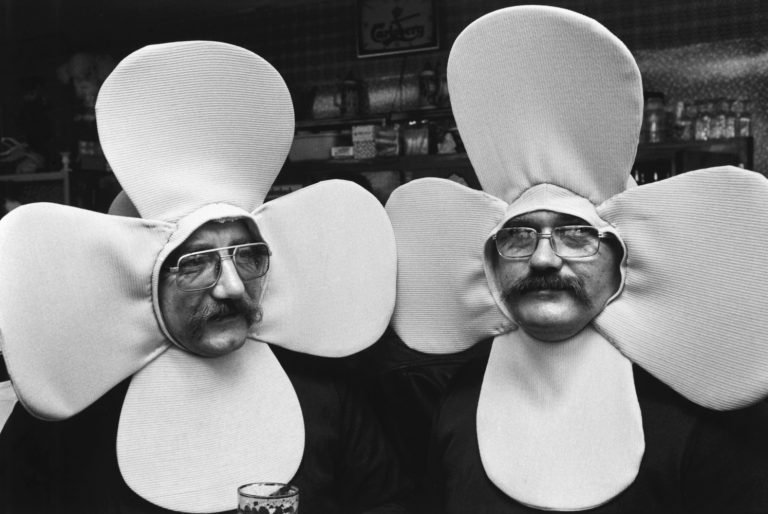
left=496, top=226, right=600, bottom=258
left=176, top=243, right=270, bottom=291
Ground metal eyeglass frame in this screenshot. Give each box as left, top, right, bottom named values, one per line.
left=493, top=225, right=609, bottom=260
left=166, top=242, right=271, bottom=292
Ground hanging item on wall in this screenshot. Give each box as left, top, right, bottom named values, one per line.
left=356, top=0, right=439, bottom=58
left=418, top=62, right=438, bottom=109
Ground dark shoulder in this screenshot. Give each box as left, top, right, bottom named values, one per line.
left=269, top=345, right=354, bottom=411
left=448, top=342, right=491, bottom=386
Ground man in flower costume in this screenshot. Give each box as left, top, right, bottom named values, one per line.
left=0, top=41, right=410, bottom=513
left=385, top=6, right=768, bottom=512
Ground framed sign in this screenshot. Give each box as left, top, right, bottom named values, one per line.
left=356, top=0, right=439, bottom=58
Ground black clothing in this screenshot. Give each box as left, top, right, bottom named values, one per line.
left=427, top=353, right=768, bottom=514
left=0, top=347, right=413, bottom=514
left=347, top=331, right=491, bottom=500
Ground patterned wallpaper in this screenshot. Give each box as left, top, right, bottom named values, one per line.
left=636, top=38, right=768, bottom=174
left=5, top=0, right=767, bottom=172
left=243, top=0, right=768, bottom=174
left=254, top=0, right=768, bottom=85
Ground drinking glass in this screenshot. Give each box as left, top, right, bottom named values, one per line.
left=237, top=482, right=299, bottom=514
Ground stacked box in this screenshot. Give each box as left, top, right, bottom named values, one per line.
left=352, top=125, right=377, bottom=159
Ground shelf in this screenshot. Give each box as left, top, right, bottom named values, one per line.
left=0, top=170, right=69, bottom=182
left=636, top=137, right=752, bottom=153
left=285, top=153, right=470, bottom=173
left=634, top=137, right=753, bottom=178
left=0, top=170, right=70, bottom=205
left=284, top=138, right=753, bottom=174
left=295, top=107, right=454, bottom=131
left=276, top=137, right=754, bottom=202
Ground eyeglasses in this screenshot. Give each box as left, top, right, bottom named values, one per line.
left=493, top=225, right=607, bottom=259
left=166, top=242, right=271, bottom=292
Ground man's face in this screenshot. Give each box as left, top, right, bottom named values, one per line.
left=495, top=210, right=621, bottom=342
left=159, top=220, right=265, bottom=357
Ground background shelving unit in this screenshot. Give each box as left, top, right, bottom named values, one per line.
left=0, top=170, right=70, bottom=206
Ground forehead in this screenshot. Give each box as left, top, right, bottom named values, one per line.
left=178, top=219, right=257, bottom=253
left=505, top=210, right=589, bottom=228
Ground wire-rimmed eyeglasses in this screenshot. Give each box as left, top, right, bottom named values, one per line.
left=166, top=242, right=271, bottom=292
left=493, top=225, right=608, bottom=259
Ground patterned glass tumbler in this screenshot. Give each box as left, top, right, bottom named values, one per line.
left=237, top=482, right=299, bottom=514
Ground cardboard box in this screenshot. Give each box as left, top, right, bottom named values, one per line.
left=289, top=132, right=343, bottom=161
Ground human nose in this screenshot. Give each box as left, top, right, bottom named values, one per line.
left=528, top=234, right=563, bottom=270
left=211, top=255, right=245, bottom=299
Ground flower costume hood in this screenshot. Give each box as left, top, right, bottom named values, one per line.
left=0, top=41, right=396, bottom=513
left=385, top=6, right=768, bottom=510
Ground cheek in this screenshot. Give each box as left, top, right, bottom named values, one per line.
left=245, top=280, right=264, bottom=299
left=158, top=283, right=196, bottom=340
left=494, top=261, right=527, bottom=290
left=580, top=262, right=622, bottom=304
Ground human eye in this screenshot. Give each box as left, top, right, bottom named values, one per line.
left=509, top=228, right=536, bottom=243
left=496, top=227, right=536, bottom=257
left=178, top=252, right=216, bottom=275
left=235, top=243, right=268, bottom=272
left=556, top=226, right=596, bottom=248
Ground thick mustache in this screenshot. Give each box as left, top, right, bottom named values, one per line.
left=189, top=299, right=262, bottom=336
left=503, top=273, right=592, bottom=307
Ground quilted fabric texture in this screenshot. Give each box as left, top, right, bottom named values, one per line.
left=385, top=5, right=768, bottom=510
left=0, top=41, right=396, bottom=512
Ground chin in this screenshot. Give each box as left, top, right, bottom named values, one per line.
left=512, top=299, right=586, bottom=342
left=191, top=330, right=248, bottom=357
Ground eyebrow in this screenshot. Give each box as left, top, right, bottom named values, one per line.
left=505, top=214, right=589, bottom=227
left=179, top=237, right=256, bottom=255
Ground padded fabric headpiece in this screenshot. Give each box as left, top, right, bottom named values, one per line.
left=385, top=6, right=768, bottom=510
left=0, top=41, right=396, bottom=512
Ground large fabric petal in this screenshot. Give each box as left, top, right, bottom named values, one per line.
left=0, top=203, right=173, bottom=419
left=478, top=327, right=643, bottom=510
left=596, top=167, right=768, bottom=410
left=0, top=381, right=16, bottom=431
left=118, top=342, right=303, bottom=514
left=254, top=180, right=396, bottom=357
left=448, top=6, right=642, bottom=205
left=96, top=41, right=293, bottom=221
left=385, top=178, right=512, bottom=353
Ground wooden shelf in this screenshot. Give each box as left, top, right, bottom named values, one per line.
left=283, top=138, right=752, bottom=175
left=0, top=170, right=69, bottom=182
left=276, top=137, right=754, bottom=202
left=295, top=107, right=454, bottom=131
left=634, top=137, right=753, bottom=180
left=285, top=153, right=469, bottom=174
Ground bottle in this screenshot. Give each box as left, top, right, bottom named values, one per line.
left=738, top=100, right=752, bottom=137
left=709, top=98, right=727, bottom=140
left=724, top=99, right=737, bottom=139
left=694, top=100, right=712, bottom=141
left=672, top=101, right=692, bottom=141
left=680, top=102, right=697, bottom=141
left=643, top=92, right=665, bottom=143
left=418, top=62, right=438, bottom=109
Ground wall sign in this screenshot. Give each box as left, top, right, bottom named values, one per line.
left=356, top=0, right=439, bottom=58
